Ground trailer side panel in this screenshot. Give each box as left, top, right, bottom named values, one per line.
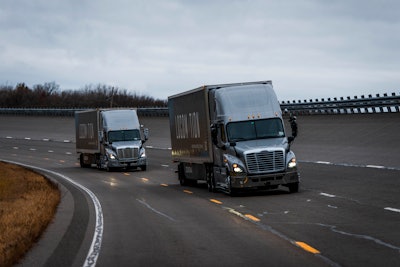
left=168, top=87, right=213, bottom=164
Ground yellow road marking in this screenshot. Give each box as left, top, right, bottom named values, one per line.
left=124, top=172, right=130, bottom=176
left=141, top=178, right=149, bottom=182
left=295, top=241, right=320, bottom=254
left=160, top=183, right=168, bottom=187
left=245, top=214, right=260, bottom=222
left=183, top=190, right=193, bottom=194
left=59, top=160, right=65, bottom=163
left=210, top=199, right=222, bottom=205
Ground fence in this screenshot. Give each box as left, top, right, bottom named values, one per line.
left=0, top=93, right=399, bottom=116
left=281, top=93, right=400, bottom=115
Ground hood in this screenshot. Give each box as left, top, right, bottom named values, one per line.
left=232, top=138, right=288, bottom=155
left=111, top=140, right=142, bottom=150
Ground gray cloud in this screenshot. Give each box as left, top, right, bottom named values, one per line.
left=1, top=0, right=399, bottom=101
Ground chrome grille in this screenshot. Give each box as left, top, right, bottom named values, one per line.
left=117, top=147, right=139, bottom=160
left=245, top=149, right=285, bottom=174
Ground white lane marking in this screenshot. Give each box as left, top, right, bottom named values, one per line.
left=300, top=160, right=400, bottom=171
left=48, top=150, right=54, bottom=153
left=43, top=139, right=50, bottom=141
left=66, top=152, right=72, bottom=155
left=13, top=147, right=19, bottom=150
left=161, top=164, right=169, bottom=167
left=327, top=205, right=338, bottom=209
left=318, top=223, right=400, bottom=251
left=63, top=140, right=71, bottom=143
left=137, top=198, right=177, bottom=222
left=25, top=137, right=31, bottom=140
left=6, top=136, right=13, bottom=139
left=1, top=160, right=103, bottom=267
left=316, top=161, right=332, bottom=165
left=366, top=165, right=385, bottom=169
left=29, top=148, right=36, bottom=151
left=384, top=207, right=400, bottom=213
left=320, top=193, right=336, bottom=198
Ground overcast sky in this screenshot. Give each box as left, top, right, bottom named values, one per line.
left=1, top=0, right=399, bottom=101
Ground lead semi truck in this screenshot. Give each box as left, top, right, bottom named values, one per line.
left=75, top=109, right=148, bottom=171
left=168, top=81, right=299, bottom=194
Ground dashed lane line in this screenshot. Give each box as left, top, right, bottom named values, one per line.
left=384, top=207, right=400, bottom=213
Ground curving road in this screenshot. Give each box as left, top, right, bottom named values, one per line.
left=0, top=114, right=399, bottom=267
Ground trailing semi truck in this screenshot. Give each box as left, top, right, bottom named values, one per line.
left=75, top=109, right=148, bottom=171
left=168, top=81, right=299, bottom=194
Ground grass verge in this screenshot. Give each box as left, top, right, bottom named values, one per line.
left=0, top=161, right=61, bottom=267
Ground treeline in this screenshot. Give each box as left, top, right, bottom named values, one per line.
left=0, top=82, right=167, bottom=108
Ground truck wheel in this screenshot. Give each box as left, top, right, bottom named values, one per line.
left=80, top=154, right=90, bottom=168
left=288, top=182, right=299, bottom=193
left=226, top=177, right=237, bottom=196
left=178, top=163, right=186, bottom=186
left=207, top=174, right=216, bottom=192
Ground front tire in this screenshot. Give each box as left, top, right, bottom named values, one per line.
left=206, top=167, right=216, bottom=192
left=288, top=182, right=299, bottom=193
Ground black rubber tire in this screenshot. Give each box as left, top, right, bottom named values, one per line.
left=288, top=182, right=299, bottom=193
left=178, top=163, right=186, bottom=186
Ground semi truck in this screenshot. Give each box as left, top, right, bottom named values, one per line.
left=168, top=81, right=299, bottom=194
left=75, top=109, right=148, bottom=171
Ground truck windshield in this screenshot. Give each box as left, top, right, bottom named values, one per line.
left=108, top=130, right=141, bottom=143
left=226, top=118, right=285, bottom=142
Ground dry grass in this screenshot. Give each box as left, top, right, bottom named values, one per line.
left=0, top=162, right=60, bottom=267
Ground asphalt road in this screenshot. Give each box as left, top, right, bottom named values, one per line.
left=0, top=114, right=399, bottom=267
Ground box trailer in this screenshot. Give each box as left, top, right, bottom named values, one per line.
left=75, top=109, right=148, bottom=171
left=168, top=81, right=299, bottom=194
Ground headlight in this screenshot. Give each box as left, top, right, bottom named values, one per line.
left=288, top=158, right=297, bottom=168
left=232, top=163, right=243, bottom=173
left=106, top=149, right=117, bottom=160
left=140, top=148, right=146, bottom=158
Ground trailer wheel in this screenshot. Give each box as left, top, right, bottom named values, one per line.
left=79, top=154, right=90, bottom=168
left=178, top=163, right=187, bottom=186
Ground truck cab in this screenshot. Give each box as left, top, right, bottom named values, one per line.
left=209, top=83, right=299, bottom=193
left=168, top=81, right=299, bottom=195
left=76, top=109, right=148, bottom=171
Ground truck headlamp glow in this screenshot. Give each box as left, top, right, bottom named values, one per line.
left=106, top=149, right=117, bottom=160
left=288, top=158, right=297, bottom=168
left=232, top=163, right=243, bottom=173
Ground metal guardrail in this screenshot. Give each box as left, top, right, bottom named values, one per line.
left=281, top=93, right=400, bottom=115
left=0, top=93, right=399, bottom=116
left=0, top=107, right=170, bottom=117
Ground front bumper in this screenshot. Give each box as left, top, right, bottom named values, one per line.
left=108, top=157, right=147, bottom=168
left=230, top=170, right=299, bottom=189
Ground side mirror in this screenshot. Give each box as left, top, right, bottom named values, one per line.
left=289, top=114, right=298, bottom=138
left=210, top=123, right=227, bottom=150
left=210, top=124, right=218, bottom=145
left=288, top=136, right=295, bottom=144
left=142, top=128, right=149, bottom=142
